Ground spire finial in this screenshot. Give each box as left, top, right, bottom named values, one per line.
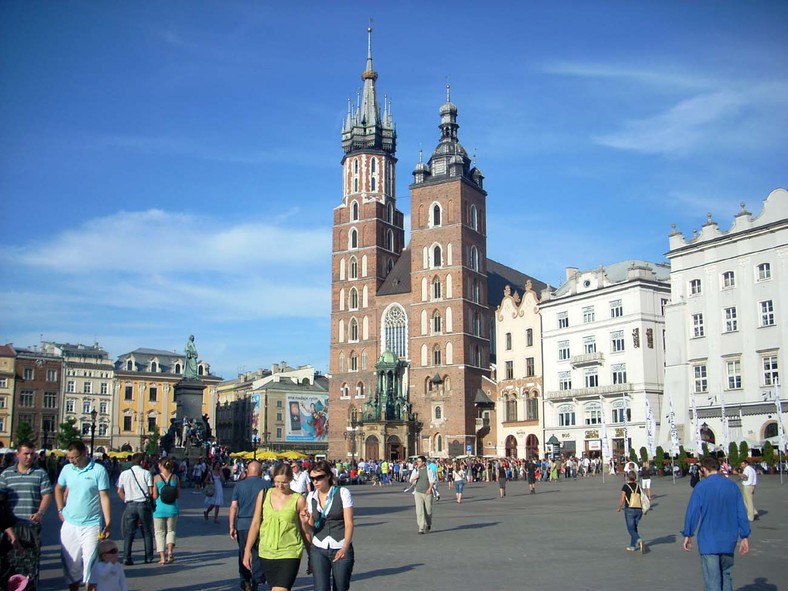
left=367, top=18, right=373, bottom=60
left=446, top=78, right=451, bottom=102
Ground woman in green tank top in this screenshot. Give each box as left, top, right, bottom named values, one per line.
left=243, top=463, right=310, bottom=591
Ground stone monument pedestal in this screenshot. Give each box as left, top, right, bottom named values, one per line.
left=174, top=377, right=204, bottom=421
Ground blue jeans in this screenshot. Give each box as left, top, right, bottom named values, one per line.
left=310, top=545, right=354, bottom=591
left=623, top=507, right=642, bottom=547
left=122, top=502, right=154, bottom=562
left=236, top=529, right=265, bottom=590
left=700, top=553, right=734, bottom=591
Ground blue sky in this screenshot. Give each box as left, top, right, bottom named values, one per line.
left=1, top=1, right=786, bottom=379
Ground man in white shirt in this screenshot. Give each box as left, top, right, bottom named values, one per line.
left=116, top=453, right=154, bottom=565
left=290, top=461, right=311, bottom=494
left=739, top=460, right=758, bottom=521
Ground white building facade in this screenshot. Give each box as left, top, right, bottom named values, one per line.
left=494, top=281, right=543, bottom=458
left=541, top=261, right=670, bottom=459
left=661, top=189, right=788, bottom=453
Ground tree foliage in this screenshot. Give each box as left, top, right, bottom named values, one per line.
left=14, top=421, right=37, bottom=446
left=739, top=441, right=749, bottom=461
left=145, top=425, right=160, bottom=456
left=727, top=441, right=739, bottom=465
left=762, top=441, right=775, bottom=467
left=56, top=418, right=83, bottom=449
left=639, top=447, right=649, bottom=463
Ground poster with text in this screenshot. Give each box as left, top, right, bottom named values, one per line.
left=285, top=393, right=329, bottom=442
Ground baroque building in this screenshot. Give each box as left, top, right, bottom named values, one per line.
left=494, top=282, right=544, bottom=458
left=11, top=347, right=63, bottom=448
left=540, top=261, right=670, bottom=459
left=328, top=29, right=542, bottom=460
left=661, top=189, right=788, bottom=452
left=0, top=344, right=17, bottom=446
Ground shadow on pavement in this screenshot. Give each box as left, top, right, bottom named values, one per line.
left=436, top=521, right=501, bottom=533
left=646, top=534, right=676, bottom=547
left=736, top=577, right=779, bottom=591
left=353, top=562, right=425, bottom=581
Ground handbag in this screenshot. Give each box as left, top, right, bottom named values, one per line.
left=204, top=483, right=215, bottom=498
left=641, top=488, right=651, bottom=514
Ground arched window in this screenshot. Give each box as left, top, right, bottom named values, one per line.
left=505, top=396, right=518, bottom=422
left=436, top=434, right=443, bottom=452
left=470, top=246, right=479, bottom=271
left=764, top=422, right=778, bottom=439
left=174, top=363, right=181, bottom=374
left=150, top=361, right=157, bottom=372
left=433, top=345, right=442, bottom=365
left=432, top=311, right=443, bottom=334
left=340, top=382, right=349, bottom=398
left=470, top=204, right=478, bottom=230
left=387, top=202, right=394, bottom=223
left=526, top=328, right=533, bottom=347
left=386, top=229, right=394, bottom=251
left=338, top=353, right=345, bottom=373
left=371, top=177, right=376, bottom=191
left=349, top=318, right=359, bottom=342
left=386, top=259, right=393, bottom=273
left=126, top=360, right=133, bottom=371
left=473, top=311, right=481, bottom=336
left=432, top=276, right=442, bottom=299
left=353, top=178, right=358, bottom=192
left=349, top=228, right=358, bottom=249
left=435, top=407, right=442, bottom=420
left=382, top=304, right=407, bottom=358
left=349, top=288, right=359, bottom=310
left=371, top=158, right=376, bottom=173
left=356, top=382, right=364, bottom=397
left=351, top=201, right=359, bottom=221
left=349, top=256, right=358, bottom=279
left=433, top=245, right=442, bottom=267
left=354, top=159, right=359, bottom=174
left=198, top=365, right=204, bottom=376
left=432, top=203, right=441, bottom=226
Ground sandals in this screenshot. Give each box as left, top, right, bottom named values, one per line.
left=166, top=555, right=175, bottom=564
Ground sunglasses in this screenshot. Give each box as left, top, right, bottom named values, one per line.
left=103, top=548, right=119, bottom=555
left=310, top=474, right=327, bottom=482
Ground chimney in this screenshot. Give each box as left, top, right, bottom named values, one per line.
left=565, top=267, right=579, bottom=281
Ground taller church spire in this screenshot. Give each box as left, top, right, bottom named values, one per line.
left=341, top=26, right=396, bottom=156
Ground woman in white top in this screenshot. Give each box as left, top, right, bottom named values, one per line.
left=305, top=460, right=354, bottom=591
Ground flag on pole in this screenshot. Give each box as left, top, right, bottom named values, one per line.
left=776, top=381, right=785, bottom=455
left=623, top=394, right=630, bottom=458
left=720, top=390, right=730, bottom=453
left=668, top=392, right=681, bottom=457
left=644, top=394, right=656, bottom=458
left=600, top=396, right=610, bottom=461
left=690, top=388, right=703, bottom=456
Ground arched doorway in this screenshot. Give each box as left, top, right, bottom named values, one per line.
left=525, top=434, right=539, bottom=459
left=365, top=435, right=380, bottom=460
left=387, top=435, right=402, bottom=461
left=700, top=423, right=715, bottom=444
left=763, top=422, right=778, bottom=439
left=505, top=435, right=518, bottom=458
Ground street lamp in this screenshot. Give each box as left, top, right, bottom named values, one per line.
left=252, top=428, right=259, bottom=460
left=343, top=410, right=364, bottom=463
left=90, top=408, right=97, bottom=458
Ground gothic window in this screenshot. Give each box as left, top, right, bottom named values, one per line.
left=371, top=177, right=376, bottom=191
left=435, top=407, right=442, bottom=420
left=349, top=288, right=358, bottom=310
left=432, top=276, right=442, bottom=300
left=349, top=228, right=358, bottom=249
left=432, top=245, right=442, bottom=267
left=338, top=353, right=345, bottom=373
left=349, top=257, right=358, bottom=279
left=470, top=204, right=478, bottom=230
left=356, top=382, right=364, bottom=397
left=371, top=158, right=376, bottom=173
left=383, top=304, right=407, bottom=358
left=433, top=346, right=442, bottom=365
left=351, top=201, right=359, bottom=221
left=349, top=318, right=359, bottom=342
left=386, top=229, right=394, bottom=251
left=386, top=259, right=393, bottom=274
left=387, top=202, right=394, bottom=223
left=432, top=311, right=443, bottom=334
left=470, top=246, right=479, bottom=271
left=432, top=203, right=441, bottom=227
left=472, top=279, right=480, bottom=303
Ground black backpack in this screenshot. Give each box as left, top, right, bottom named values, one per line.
left=159, top=475, right=177, bottom=504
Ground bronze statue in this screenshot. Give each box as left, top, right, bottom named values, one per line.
left=183, top=334, right=199, bottom=379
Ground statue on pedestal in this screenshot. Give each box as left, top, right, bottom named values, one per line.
left=183, top=334, right=199, bottom=379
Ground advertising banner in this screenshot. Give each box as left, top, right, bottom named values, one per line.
left=285, top=393, right=329, bottom=442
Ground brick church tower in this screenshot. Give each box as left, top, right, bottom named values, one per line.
left=328, top=31, right=542, bottom=461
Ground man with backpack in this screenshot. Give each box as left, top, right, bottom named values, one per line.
left=229, top=461, right=269, bottom=591
left=116, top=453, right=154, bottom=565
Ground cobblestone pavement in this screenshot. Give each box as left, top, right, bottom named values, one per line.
left=36, top=473, right=786, bottom=591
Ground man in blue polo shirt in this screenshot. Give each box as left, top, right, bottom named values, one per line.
left=682, top=455, right=750, bottom=591
left=0, top=440, right=53, bottom=583
left=54, top=440, right=112, bottom=591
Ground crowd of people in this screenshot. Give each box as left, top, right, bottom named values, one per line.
left=0, top=441, right=769, bottom=591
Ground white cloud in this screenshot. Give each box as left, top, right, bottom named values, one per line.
left=541, top=60, right=712, bottom=90
left=593, top=91, right=744, bottom=155
left=2, top=209, right=330, bottom=274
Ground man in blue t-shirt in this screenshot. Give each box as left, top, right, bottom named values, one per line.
left=229, top=461, right=269, bottom=591
left=54, top=440, right=111, bottom=591
left=682, top=455, right=750, bottom=591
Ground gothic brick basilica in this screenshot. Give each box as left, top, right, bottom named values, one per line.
left=328, top=29, right=544, bottom=461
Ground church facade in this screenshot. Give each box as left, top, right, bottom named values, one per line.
left=328, top=30, right=543, bottom=461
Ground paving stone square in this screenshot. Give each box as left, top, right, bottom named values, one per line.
left=36, top=474, right=785, bottom=591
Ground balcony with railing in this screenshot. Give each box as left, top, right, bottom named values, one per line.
left=545, top=382, right=630, bottom=401
left=570, top=352, right=604, bottom=368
